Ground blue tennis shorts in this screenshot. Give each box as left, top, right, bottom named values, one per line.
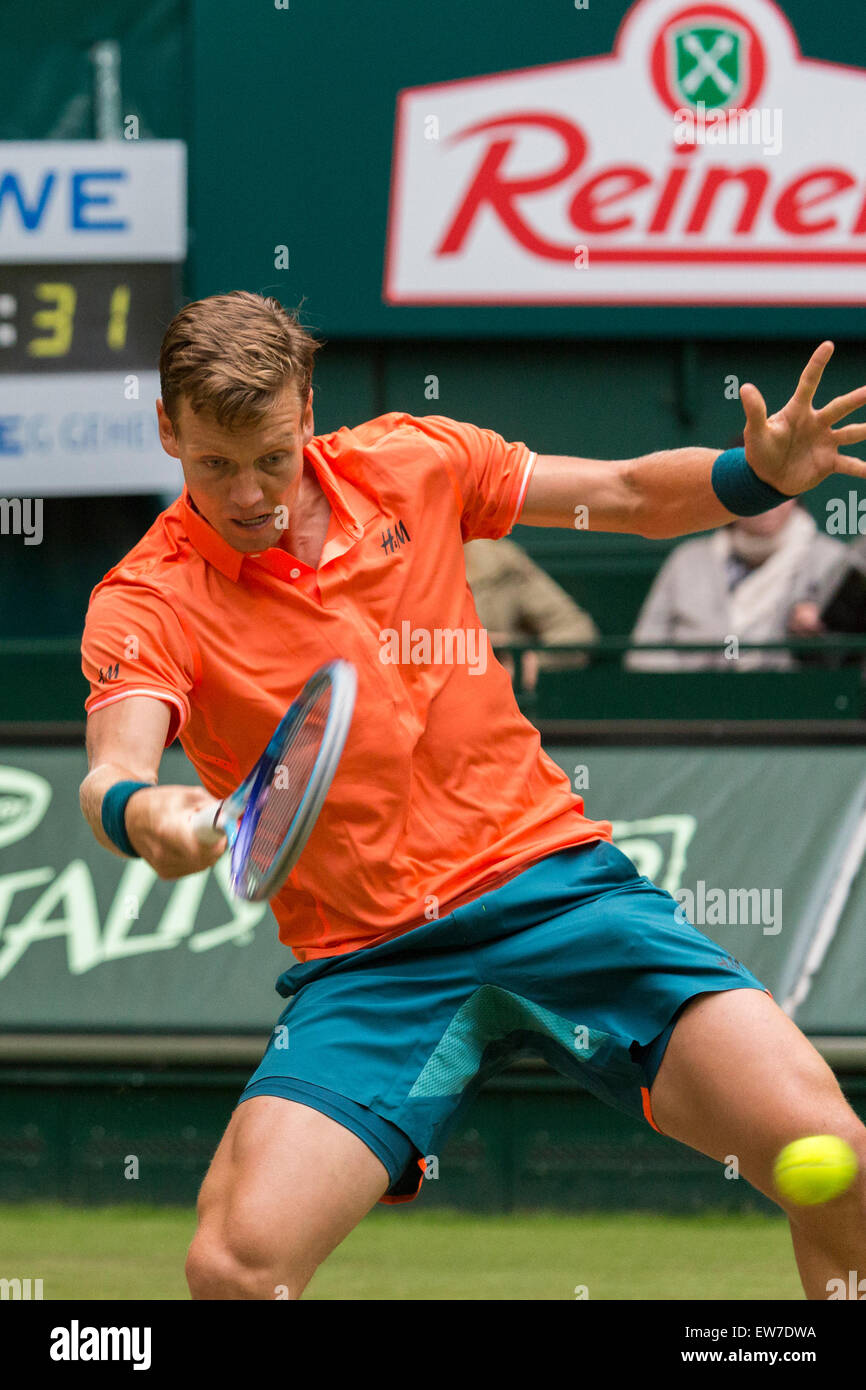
left=239, top=839, right=769, bottom=1202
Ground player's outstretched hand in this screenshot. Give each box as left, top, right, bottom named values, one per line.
left=740, top=342, right=866, bottom=497
left=124, top=783, right=228, bottom=879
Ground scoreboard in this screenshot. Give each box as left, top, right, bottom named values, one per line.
left=0, top=264, right=175, bottom=374
left=0, top=142, right=186, bottom=496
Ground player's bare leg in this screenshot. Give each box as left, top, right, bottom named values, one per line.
left=185, top=1095, right=390, bottom=1299
left=648, top=988, right=866, bottom=1300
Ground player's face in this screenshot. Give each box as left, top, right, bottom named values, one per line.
left=157, top=384, right=315, bottom=552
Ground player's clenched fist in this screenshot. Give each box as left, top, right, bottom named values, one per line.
left=124, top=784, right=228, bottom=879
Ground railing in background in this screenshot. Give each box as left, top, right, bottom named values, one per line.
left=494, top=637, right=866, bottom=723
left=3, top=636, right=866, bottom=727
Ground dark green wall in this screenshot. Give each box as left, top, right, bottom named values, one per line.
left=0, top=0, right=188, bottom=143
left=3, top=1065, right=865, bottom=1211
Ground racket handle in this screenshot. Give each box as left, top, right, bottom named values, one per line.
left=191, top=800, right=226, bottom=846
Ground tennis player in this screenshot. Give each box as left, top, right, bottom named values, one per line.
left=80, top=292, right=866, bottom=1300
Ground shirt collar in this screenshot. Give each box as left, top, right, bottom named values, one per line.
left=181, top=488, right=245, bottom=580
left=180, top=443, right=378, bottom=582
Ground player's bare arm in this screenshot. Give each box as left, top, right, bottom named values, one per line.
left=80, top=695, right=226, bottom=878
left=521, top=341, right=866, bottom=538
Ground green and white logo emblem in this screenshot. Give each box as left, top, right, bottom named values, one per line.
left=673, top=25, right=745, bottom=108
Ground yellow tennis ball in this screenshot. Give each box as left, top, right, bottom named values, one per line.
left=773, top=1135, right=858, bottom=1206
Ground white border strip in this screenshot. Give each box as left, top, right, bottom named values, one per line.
left=507, top=449, right=537, bottom=531
left=783, top=802, right=866, bottom=1016
left=86, top=686, right=188, bottom=737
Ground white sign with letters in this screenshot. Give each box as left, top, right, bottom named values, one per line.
left=0, top=372, right=181, bottom=496
left=385, top=0, right=866, bottom=305
left=0, top=141, right=186, bottom=263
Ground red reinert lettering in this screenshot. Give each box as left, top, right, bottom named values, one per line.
left=437, top=113, right=866, bottom=264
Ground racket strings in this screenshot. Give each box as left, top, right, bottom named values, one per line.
left=240, top=687, right=331, bottom=896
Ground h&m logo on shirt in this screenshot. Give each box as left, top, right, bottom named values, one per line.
left=380, top=519, right=411, bottom=556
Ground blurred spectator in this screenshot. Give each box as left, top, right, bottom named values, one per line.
left=464, top=537, right=598, bottom=690
left=626, top=499, right=847, bottom=672
left=790, top=534, right=866, bottom=658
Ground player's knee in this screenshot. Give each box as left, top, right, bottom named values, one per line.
left=779, top=1158, right=866, bottom=1247
left=185, top=1226, right=310, bottom=1301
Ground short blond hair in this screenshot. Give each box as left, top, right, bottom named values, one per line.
left=159, top=291, right=322, bottom=431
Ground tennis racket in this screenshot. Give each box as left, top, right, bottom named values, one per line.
left=190, top=658, right=357, bottom=901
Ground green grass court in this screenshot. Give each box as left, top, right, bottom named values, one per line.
left=0, top=1204, right=804, bottom=1300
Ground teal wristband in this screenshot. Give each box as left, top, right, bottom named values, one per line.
left=711, top=447, right=791, bottom=516
left=101, top=780, right=152, bottom=858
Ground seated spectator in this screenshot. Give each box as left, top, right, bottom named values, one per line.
left=464, top=537, right=598, bottom=691
left=790, top=534, right=866, bottom=659
left=626, top=499, right=847, bottom=672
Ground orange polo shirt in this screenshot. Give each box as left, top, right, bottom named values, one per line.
left=82, top=412, right=611, bottom=960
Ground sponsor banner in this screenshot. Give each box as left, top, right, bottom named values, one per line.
left=1, top=743, right=865, bottom=1031
left=0, top=749, right=289, bottom=1031
left=0, top=372, right=181, bottom=496
left=0, top=142, right=186, bottom=263
left=385, top=0, right=866, bottom=306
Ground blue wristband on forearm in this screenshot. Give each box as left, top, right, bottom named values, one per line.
left=711, top=447, right=792, bottom=516
left=101, top=780, right=152, bottom=858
